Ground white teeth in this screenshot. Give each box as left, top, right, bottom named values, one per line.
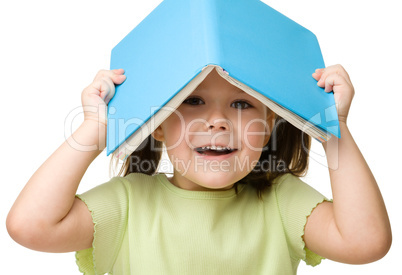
left=201, top=146, right=232, bottom=151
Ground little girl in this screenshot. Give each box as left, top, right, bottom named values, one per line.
left=7, top=65, right=391, bottom=274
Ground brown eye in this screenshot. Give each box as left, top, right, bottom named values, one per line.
left=183, top=97, right=205, bottom=105
left=231, top=100, right=252, bottom=109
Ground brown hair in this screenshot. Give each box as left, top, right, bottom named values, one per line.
left=236, top=116, right=311, bottom=198
left=115, top=136, right=164, bottom=177
left=115, top=116, right=311, bottom=198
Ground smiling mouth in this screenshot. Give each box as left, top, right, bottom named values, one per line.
left=195, top=146, right=237, bottom=156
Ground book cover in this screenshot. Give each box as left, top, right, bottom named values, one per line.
left=107, top=0, right=340, bottom=159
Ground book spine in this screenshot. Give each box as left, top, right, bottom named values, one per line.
left=191, top=0, right=221, bottom=71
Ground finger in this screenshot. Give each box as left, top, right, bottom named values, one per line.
left=312, top=68, right=325, bottom=80
left=111, top=73, right=126, bottom=85
left=106, top=74, right=126, bottom=104
left=93, top=69, right=111, bottom=81
left=91, top=70, right=126, bottom=104
left=112, top=68, right=125, bottom=75
left=94, top=69, right=126, bottom=83
left=321, top=73, right=347, bottom=93
left=319, top=64, right=352, bottom=86
left=100, top=76, right=116, bottom=104
left=87, top=77, right=113, bottom=99
left=87, top=74, right=114, bottom=97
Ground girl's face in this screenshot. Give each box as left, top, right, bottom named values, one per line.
left=153, top=70, right=275, bottom=191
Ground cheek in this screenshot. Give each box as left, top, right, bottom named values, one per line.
left=162, top=116, right=186, bottom=148
left=241, top=120, right=268, bottom=151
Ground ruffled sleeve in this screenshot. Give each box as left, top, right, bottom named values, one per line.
left=75, top=177, right=130, bottom=274
left=274, top=174, right=330, bottom=266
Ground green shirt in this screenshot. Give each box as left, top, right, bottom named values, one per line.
left=76, top=173, right=327, bottom=274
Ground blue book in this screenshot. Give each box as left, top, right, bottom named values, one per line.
left=108, top=0, right=340, bottom=160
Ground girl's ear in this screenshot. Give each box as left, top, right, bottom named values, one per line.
left=151, top=125, right=165, bottom=142
left=263, top=110, right=276, bottom=146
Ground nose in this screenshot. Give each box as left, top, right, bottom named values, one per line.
left=207, top=118, right=231, bottom=131
left=205, top=107, right=231, bottom=131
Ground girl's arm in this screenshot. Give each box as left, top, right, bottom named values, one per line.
left=6, top=69, right=126, bottom=252
left=303, top=65, right=392, bottom=264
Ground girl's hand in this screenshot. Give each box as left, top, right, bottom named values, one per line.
left=306, top=65, right=392, bottom=264
left=312, top=64, right=354, bottom=123
left=81, top=69, right=126, bottom=126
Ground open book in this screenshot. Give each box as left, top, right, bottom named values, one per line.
left=107, top=0, right=340, bottom=160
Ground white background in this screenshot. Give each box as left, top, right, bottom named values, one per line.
left=0, top=0, right=400, bottom=274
